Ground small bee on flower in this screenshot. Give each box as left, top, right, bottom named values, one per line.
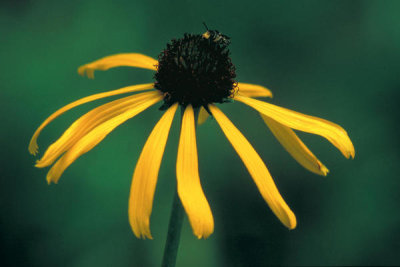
left=201, top=22, right=231, bottom=46
left=29, top=28, right=354, bottom=240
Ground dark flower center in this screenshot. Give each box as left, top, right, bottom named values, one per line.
left=154, top=32, right=236, bottom=110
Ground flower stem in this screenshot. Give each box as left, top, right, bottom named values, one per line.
left=161, top=190, right=184, bottom=267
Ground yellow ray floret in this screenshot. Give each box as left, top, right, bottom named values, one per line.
left=235, top=95, right=355, bottom=159
left=197, top=106, right=210, bottom=125
left=197, top=83, right=273, bottom=125
left=45, top=92, right=163, bottom=184
left=209, top=104, right=297, bottom=229
left=36, top=91, right=157, bottom=168
left=28, top=83, right=155, bottom=156
left=78, top=53, right=158, bottom=78
left=176, top=105, right=214, bottom=239
left=129, top=103, right=178, bottom=239
left=261, top=114, right=329, bottom=176
left=236, top=83, right=273, bottom=98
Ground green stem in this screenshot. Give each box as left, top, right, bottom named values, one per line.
left=161, top=189, right=184, bottom=267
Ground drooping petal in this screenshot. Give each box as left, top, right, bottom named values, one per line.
left=209, top=104, right=297, bottom=230
left=78, top=53, right=158, bottom=78
left=36, top=91, right=157, bottom=168
left=236, top=83, right=273, bottom=98
left=28, top=83, right=154, bottom=155
left=261, top=114, right=329, bottom=176
left=197, top=106, right=210, bottom=125
left=176, top=105, right=214, bottom=238
left=45, top=92, right=163, bottom=184
left=128, top=103, right=178, bottom=239
left=196, top=82, right=273, bottom=125
left=235, top=95, right=355, bottom=159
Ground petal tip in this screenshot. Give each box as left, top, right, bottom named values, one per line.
left=188, top=216, right=214, bottom=239
left=194, top=229, right=213, bottom=239
left=278, top=208, right=297, bottom=230
left=77, top=66, right=86, bottom=76
left=343, top=148, right=355, bottom=159
left=130, top=216, right=154, bottom=240
left=28, top=143, right=38, bottom=155
left=77, top=65, right=94, bottom=79
left=46, top=177, right=57, bottom=185
left=142, top=233, right=153, bottom=240
left=132, top=228, right=153, bottom=240
left=319, top=164, right=329, bottom=176
left=343, top=137, right=355, bottom=159
left=46, top=170, right=60, bottom=184
left=34, top=159, right=42, bottom=168
left=350, top=148, right=355, bottom=159
left=286, top=214, right=297, bottom=230
left=35, top=158, right=51, bottom=168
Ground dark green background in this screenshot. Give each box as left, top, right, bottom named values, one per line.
left=1, top=0, right=399, bottom=266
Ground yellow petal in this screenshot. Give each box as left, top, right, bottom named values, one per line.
left=235, top=95, right=355, bottom=159
left=176, top=105, right=214, bottom=238
left=208, top=104, right=297, bottom=229
left=197, top=106, right=210, bottom=125
left=129, top=103, right=178, bottom=239
left=45, top=92, right=162, bottom=184
left=28, top=83, right=154, bottom=156
left=36, top=91, right=157, bottom=168
left=236, top=82, right=273, bottom=98
left=78, top=53, right=158, bottom=78
left=261, top=114, right=329, bottom=176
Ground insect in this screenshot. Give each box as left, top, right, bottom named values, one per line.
left=202, top=22, right=231, bottom=47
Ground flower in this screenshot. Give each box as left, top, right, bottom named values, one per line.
left=29, top=29, right=355, bottom=239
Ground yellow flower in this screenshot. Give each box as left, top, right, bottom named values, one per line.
left=29, top=30, right=354, bottom=240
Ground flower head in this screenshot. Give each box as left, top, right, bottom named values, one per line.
left=155, top=32, right=236, bottom=110
left=29, top=29, right=354, bottom=239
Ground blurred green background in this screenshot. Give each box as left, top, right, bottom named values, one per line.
left=1, top=0, right=399, bottom=266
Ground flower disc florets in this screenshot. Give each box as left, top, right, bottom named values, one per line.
left=154, top=32, right=237, bottom=109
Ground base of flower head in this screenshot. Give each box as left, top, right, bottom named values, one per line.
left=154, top=33, right=236, bottom=110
